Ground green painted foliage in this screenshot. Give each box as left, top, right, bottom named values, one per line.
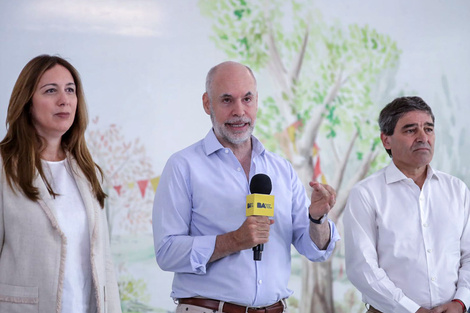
left=199, top=1, right=404, bottom=312
left=119, top=276, right=156, bottom=312
left=199, top=0, right=400, bottom=178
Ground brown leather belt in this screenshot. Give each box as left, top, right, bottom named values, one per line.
left=179, top=298, right=285, bottom=313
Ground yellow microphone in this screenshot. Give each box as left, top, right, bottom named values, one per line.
left=246, top=174, right=274, bottom=261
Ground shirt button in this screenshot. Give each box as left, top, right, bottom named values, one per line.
left=427, top=249, right=432, bottom=253
left=431, top=277, right=436, bottom=281
left=423, top=223, right=428, bottom=227
left=237, top=167, right=241, bottom=172
left=225, top=149, right=229, bottom=154
left=258, top=280, right=262, bottom=285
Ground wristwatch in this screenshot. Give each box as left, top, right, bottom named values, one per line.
left=309, top=213, right=327, bottom=224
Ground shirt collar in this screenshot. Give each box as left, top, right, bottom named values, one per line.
left=202, top=128, right=265, bottom=157
left=385, top=161, right=439, bottom=184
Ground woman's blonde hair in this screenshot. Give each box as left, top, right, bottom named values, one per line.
left=0, top=54, right=107, bottom=207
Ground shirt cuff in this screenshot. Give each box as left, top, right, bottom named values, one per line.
left=397, top=295, right=420, bottom=313
left=454, top=287, right=470, bottom=312
left=321, top=220, right=341, bottom=251
left=304, top=220, right=340, bottom=261
left=190, top=235, right=217, bottom=274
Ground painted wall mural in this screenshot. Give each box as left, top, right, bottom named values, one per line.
left=87, top=119, right=158, bottom=311
left=198, top=3, right=399, bottom=311
left=0, top=1, right=469, bottom=313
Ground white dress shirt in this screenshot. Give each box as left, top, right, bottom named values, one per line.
left=344, top=161, right=470, bottom=313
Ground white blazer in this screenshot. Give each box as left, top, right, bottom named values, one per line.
left=0, top=155, right=122, bottom=313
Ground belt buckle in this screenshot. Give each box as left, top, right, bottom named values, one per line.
left=246, top=306, right=262, bottom=313
left=246, top=305, right=267, bottom=313
left=247, top=302, right=282, bottom=313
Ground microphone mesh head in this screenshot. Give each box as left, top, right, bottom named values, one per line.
left=250, top=173, right=272, bottom=195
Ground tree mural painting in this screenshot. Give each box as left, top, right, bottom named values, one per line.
left=432, top=76, right=470, bottom=185
left=87, top=117, right=156, bottom=237
left=199, top=1, right=400, bottom=312
left=87, top=117, right=158, bottom=312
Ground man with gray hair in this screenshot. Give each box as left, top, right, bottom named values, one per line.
left=153, top=61, right=340, bottom=313
left=344, top=96, right=470, bottom=313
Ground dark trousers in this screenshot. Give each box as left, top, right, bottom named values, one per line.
left=367, top=305, right=382, bottom=313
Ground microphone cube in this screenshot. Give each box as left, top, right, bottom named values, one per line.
left=246, top=194, right=274, bottom=217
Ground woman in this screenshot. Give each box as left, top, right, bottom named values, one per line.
left=0, top=55, right=121, bottom=313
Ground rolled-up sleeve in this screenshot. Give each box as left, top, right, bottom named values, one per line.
left=153, top=156, right=216, bottom=274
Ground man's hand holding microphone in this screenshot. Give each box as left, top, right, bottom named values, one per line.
left=209, top=175, right=335, bottom=262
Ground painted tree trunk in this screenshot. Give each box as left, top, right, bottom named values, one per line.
left=301, top=259, right=334, bottom=313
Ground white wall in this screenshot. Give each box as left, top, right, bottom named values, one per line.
left=1, top=1, right=469, bottom=312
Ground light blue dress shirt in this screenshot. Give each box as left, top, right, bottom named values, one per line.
left=152, top=129, right=340, bottom=307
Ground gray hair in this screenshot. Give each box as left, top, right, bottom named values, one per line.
left=205, top=61, right=257, bottom=101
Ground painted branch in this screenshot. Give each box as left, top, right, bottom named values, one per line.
left=290, top=25, right=309, bottom=83
left=297, top=69, right=344, bottom=160
left=331, top=130, right=359, bottom=190
left=332, top=148, right=380, bottom=221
